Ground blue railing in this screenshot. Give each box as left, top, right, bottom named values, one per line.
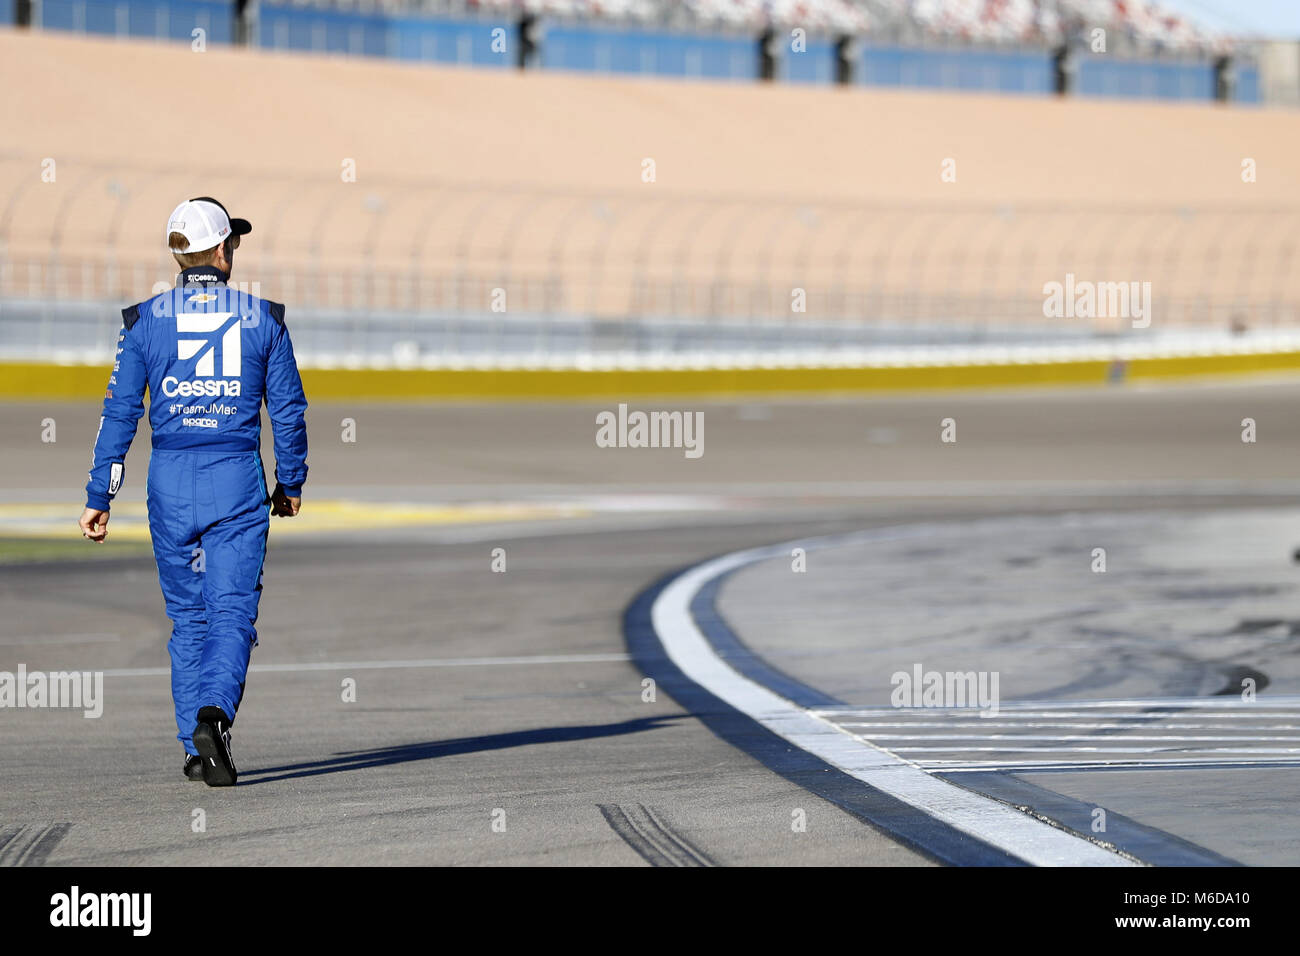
left=783, top=39, right=838, bottom=85
left=540, top=25, right=757, bottom=81
left=14, top=1, right=1259, bottom=104
left=257, top=5, right=393, bottom=58
left=1078, top=55, right=1214, bottom=100
left=860, top=45, right=1055, bottom=95
left=37, top=0, right=234, bottom=45
left=389, top=16, right=510, bottom=66
left=256, top=5, right=510, bottom=67
left=1237, top=66, right=1261, bottom=103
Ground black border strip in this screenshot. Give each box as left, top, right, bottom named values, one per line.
left=633, top=533, right=1247, bottom=868
left=624, top=567, right=1028, bottom=867
left=944, top=773, right=1241, bottom=867
left=697, top=555, right=1240, bottom=866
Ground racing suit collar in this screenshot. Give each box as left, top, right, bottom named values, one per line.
left=175, top=266, right=229, bottom=287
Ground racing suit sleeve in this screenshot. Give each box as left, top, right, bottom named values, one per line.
left=265, top=313, right=308, bottom=496
left=85, top=317, right=148, bottom=511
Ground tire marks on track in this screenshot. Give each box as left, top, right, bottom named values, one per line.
left=0, top=823, right=71, bottom=866
left=598, top=804, right=716, bottom=867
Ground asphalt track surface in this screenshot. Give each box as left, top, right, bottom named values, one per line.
left=3, top=379, right=1300, bottom=866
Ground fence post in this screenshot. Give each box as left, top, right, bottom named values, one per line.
left=758, top=27, right=779, bottom=81
left=1215, top=55, right=1237, bottom=102
left=518, top=13, right=541, bottom=70
left=1053, top=44, right=1078, bottom=95
left=835, top=35, right=857, bottom=84
left=236, top=0, right=254, bottom=47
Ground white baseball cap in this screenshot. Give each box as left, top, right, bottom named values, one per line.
left=166, top=196, right=252, bottom=254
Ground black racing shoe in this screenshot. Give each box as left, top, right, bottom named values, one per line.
left=183, top=754, right=205, bottom=781
left=192, top=707, right=238, bottom=787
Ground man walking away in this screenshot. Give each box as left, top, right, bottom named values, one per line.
left=78, top=197, right=308, bottom=787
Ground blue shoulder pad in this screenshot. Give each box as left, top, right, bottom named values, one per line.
left=267, top=301, right=286, bottom=326
left=121, top=304, right=141, bottom=330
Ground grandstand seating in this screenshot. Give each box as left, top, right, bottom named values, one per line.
left=262, top=0, right=1230, bottom=52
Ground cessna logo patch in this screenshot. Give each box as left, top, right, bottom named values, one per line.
left=177, top=313, right=241, bottom=378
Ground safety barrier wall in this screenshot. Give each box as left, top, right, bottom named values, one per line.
left=539, top=24, right=758, bottom=81
left=857, top=45, right=1054, bottom=95
left=0, top=299, right=1107, bottom=371
left=8, top=0, right=1259, bottom=103
left=10, top=346, right=1300, bottom=402
left=782, top=37, right=837, bottom=84
left=35, top=0, right=235, bottom=44
left=256, top=5, right=511, bottom=67
left=1078, top=55, right=1212, bottom=100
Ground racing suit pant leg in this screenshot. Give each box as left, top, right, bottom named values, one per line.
left=195, top=454, right=270, bottom=723
left=147, top=452, right=206, bottom=755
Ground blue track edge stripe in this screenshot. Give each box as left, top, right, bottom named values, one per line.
left=624, top=567, right=1028, bottom=867
left=690, top=570, right=845, bottom=710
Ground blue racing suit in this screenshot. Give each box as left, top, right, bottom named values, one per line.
left=85, top=266, right=308, bottom=754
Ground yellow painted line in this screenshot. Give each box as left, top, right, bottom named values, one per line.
left=4, top=353, right=1300, bottom=401
left=0, top=500, right=591, bottom=542
left=1, top=363, right=112, bottom=399
left=298, top=362, right=1114, bottom=400
left=1125, top=351, right=1300, bottom=379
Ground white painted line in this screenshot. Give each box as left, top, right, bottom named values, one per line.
left=651, top=544, right=1135, bottom=867
left=893, top=746, right=1300, bottom=754
left=842, top=713, right=1300, bottom=720
left=283, top=329, right=1300, bottom=372
left=839, top=722, right=1300, bottom=731
left=862, top=735, right=1300, bottom=743
left=819, top=708, right=1300, bottom=719
left=0, top=632, right=121, bottom=646
left=936, top=758, right=1300, bottom=772
left=98, top=652, right=630, bottom=678
left=250, top=653, right=631, bottom=673
left=982, top=697, right=1300, bottom=709
left=268, top=479, right=1300, bottom=501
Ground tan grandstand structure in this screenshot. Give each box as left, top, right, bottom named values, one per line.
left=3, top=27, right=1300, bottom=332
